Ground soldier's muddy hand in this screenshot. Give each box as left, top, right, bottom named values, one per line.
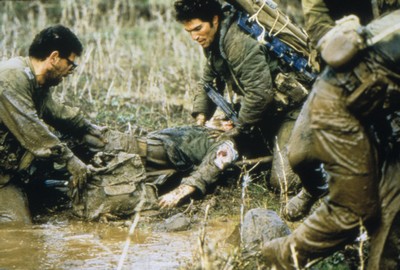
left=217, top=126, right=240, bottom=142
left=87, top=123, right=108, bottom=138
left=159, top=185, right=196, bottom=209
left=217, top=123, right=253, bottom=141
left=83, top=134, right=105, bottom=150
left=83, top=123, right=108, bottom=150
left=195, top=113, right=206, bottom=126
left=67, top=155, right=89, bottom=191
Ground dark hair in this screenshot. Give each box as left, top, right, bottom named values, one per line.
left=29, top=25, right=83, bottom=60
left=174, top=0, right=223, bottom=24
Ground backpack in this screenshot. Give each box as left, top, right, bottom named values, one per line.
left=225, top=0, right=317, bottom=79
left=317, top=10, right=400, bottom=69
left=72, top=151, right=158, bottom=221
left=317, top=15, right=366, bottom=69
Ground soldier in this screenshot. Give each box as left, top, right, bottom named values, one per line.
left=92, top=118, right=239, bottom=209
left=0, top=25, right=104, bottom=225
left=284, top=0, right=400, bottom=222
left=173, top=0, right=311, bottom=194
left=302, top=0, right=400, bottom=48
left=260, top=10, right=400, bottom=269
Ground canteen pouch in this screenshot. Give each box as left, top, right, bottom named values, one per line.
left=317, top=15, right=366, bottom=69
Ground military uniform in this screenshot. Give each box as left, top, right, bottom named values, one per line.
left=262, top=10, right=400, bottom=269
left=103, top=126, right=239, bottom=196
left=285, top=0, right=400, bottom=219
left=0, top=57, right=93, bottom=223
left=192, top=6, right=310, bottom=192
left=303, top=0, right=400, bottom=47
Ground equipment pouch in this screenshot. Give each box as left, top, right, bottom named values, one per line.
left=72, top=151, right=158, bottom=220
left=317, top=15, right=365, bottom=69
left=346, top=75, right=388, bottom=117
left=274, top=72, right=309, bottom=112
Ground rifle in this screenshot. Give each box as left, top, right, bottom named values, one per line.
left=204, top=83, right=240, bottom=125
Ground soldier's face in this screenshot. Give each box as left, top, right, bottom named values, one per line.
left=45, top=52, right=78, bottom=87
left=183, top=16, right=219, bottom=48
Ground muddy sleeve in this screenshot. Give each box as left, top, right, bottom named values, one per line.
left=181, top=140, right=238, bottom=195
left=192, top=58, right=218, bottom=120
left=181, top=151, right=222, bottom=195
left=302, top=0, right=334, bottom=47
left=0, top=70, right=74, bottom=161
left=224, top=29, right=274, bottom=126
left=42, top=93, right=90, bottom=136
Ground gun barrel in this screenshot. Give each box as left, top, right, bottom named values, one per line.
left=204, top=83, right=240, bottom=125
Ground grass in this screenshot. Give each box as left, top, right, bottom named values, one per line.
left=0, top=1, right=367, bottom=269
left=0, top=0, right=201, bottom=132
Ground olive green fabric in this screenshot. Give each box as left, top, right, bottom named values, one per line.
left=261, top=71, right=381, bottom=270
left=192, top=9, right=280, bottom=126
left=262, top=7, right=400, bottom=269
left=147, top=126, right=222, bottom=172
left=148, top=126, right=237, bottom=195
left=0, top=183, right=31, bottom=225
left=191, top=7, right=309, bottom=193
left=0, top=57, right=89, bottom=177
left=0, top=56, right=93, bottom=224
left=367, top=10, right=400, bottom=73
left=261, top=13, right=400, bottom=267
left=369, top=153, right=400, bottom=269
left=302, top=0, right=400, bottom=48
left=104, top=128, right=238, bottom=195
left=73, top=152, right=158, bottom=221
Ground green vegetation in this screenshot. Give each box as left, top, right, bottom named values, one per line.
left=0, top=1, right=364, bottom=269
left=0, top=0, right=201, bottom=131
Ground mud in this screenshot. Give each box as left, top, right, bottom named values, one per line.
left=0, top=213, right=239, bottom=270
left=0, top=183, right=251, bottom=270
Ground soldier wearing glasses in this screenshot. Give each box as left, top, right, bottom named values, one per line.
left=0, top=25, right=104, bottom=225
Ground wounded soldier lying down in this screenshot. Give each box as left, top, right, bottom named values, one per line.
left=90, top=118, right=239, bottom=209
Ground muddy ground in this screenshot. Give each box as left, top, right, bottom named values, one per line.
left=0, top=166, right=363, bottom=270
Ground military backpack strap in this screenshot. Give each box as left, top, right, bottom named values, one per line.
left=318, top=10, right=400, bottom=69
left=225, top=0, right=317, bottom=81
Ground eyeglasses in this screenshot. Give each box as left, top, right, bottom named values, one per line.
left=65, top=58, right=78, bottom=70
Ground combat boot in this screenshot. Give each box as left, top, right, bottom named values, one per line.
left=283, top=188, right=320, bottom=222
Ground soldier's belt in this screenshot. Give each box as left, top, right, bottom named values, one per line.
left=143, top=138, right=169, bottom=166
left=333, top=61, right=374, bottom=94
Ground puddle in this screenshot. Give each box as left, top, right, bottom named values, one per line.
left=0, top=216, right=238, bottom=269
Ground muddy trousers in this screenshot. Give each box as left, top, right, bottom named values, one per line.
left=262, top=79, right=380, bottom=269
left=0, top=182, right=31, bottom=225
left=287, top=97, right=328, bottom=197
left=103, top=130, right=170, bottom=168
left=368, top=154, right=400, bottom=269
left=269, top=109, right=302, bottom=193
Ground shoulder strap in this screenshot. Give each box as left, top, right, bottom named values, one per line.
left=367, top=22, right=400, bottom=45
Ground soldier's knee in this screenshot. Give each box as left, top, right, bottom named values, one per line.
left=0, top=183, right=31, bottom=225
left=288, top=149, right=305, bottom=173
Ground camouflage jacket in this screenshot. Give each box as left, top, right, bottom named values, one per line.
left=302, top=0, right=400, bottom=47
left=192, top=7, right=280, bottom=127
left=148, top=126, right=238, bottom=194
left=0, top=57, right=89, bottom=177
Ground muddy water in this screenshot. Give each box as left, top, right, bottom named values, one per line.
left=0, top=217, right=238, bottom=270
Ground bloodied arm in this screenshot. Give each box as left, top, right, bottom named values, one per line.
left=159, top=139, right=238, bottom=208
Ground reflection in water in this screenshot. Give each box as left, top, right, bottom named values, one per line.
left=0, top=217, right=236, bottom=269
